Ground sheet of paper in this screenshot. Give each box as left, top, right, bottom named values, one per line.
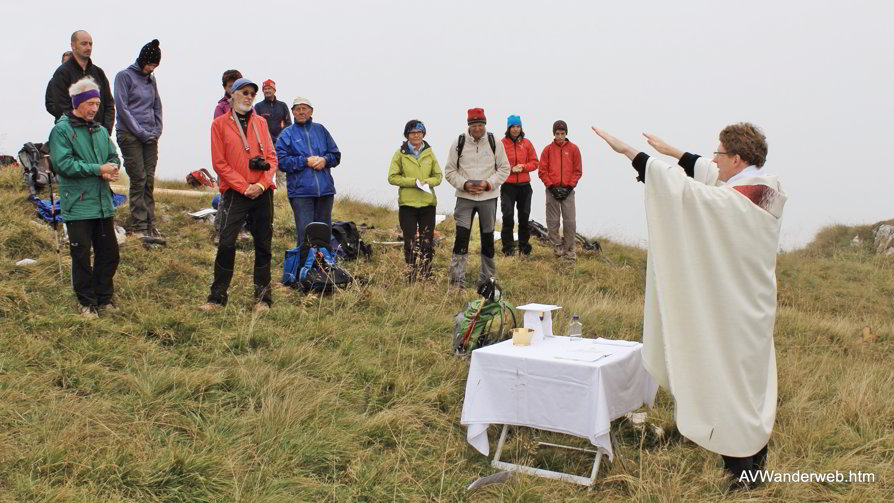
left=188, top=208, right=217, bottom=218
left=554, top=348, right=612, bottom=362
left=415, top=179, right=433, bottom=194
left=593, top=338, right=639, bottom=347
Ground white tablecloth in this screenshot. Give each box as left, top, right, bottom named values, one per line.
left=460, top=337, right=658, bottom=461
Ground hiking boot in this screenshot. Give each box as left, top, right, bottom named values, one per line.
left=449, top=254, right=468, bottom=288
left=502, top=247, right=516, bottom=257
left=78, top=305, right=98, bottom=319
left=254, top=301, right=270, bottom=314
left=199, top=302, right=223, bottom=312
left=150, top=226, right=165, bottom=238
left=99, top=302, right=119, bottom=312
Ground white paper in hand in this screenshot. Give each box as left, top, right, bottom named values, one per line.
left=415, top=179, right=433, bottom=194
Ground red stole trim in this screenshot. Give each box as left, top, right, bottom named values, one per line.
left=732, top=185, right=776, bottom=212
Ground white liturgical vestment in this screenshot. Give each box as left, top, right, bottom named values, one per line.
left=641, top=156, right=786, bottom=457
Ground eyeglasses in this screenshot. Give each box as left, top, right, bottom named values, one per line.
left=713, top=151, right=735, bottom=157
left=408, top=131, right=424, bottom=135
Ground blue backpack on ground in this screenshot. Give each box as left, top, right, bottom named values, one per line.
left=283, top=222, right=353, bottom=292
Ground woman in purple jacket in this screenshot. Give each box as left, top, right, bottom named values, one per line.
left=114, top=39, right=163, bottom=239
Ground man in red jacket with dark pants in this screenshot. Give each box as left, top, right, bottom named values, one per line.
left=539, top=120, right=582, bottom=261
left=201, top=78, right=278, bottom=313
left=500, top=114, right=539, bottom=256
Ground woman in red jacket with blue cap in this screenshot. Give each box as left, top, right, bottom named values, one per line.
left=499, top=115, right=539, bottom=255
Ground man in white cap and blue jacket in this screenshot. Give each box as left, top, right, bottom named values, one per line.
left=275, top=96, right=342, bottom=248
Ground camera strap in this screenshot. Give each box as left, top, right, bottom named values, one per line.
left=231, top=110, right=264, bottom=155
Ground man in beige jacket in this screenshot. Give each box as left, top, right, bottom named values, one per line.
left=444, top=108, right=510, bottom=288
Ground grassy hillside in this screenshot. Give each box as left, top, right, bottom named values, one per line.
left=0, top=166, right=891, bottom=502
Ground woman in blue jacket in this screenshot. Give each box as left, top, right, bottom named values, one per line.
left=275, top=97, right=341, bottom=247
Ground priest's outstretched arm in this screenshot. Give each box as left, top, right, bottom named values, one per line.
left=592, top=127, right=713, bottom=184
left=591, top=127, right=651, bottom=182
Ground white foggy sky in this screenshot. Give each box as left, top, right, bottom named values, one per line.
left=2, top=0, right=892, bottom=249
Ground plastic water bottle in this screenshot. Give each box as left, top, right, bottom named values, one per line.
left=568, top=315, right=582, bottom=341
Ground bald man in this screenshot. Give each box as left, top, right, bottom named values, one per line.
left=46, top=30, right=115, bottom=134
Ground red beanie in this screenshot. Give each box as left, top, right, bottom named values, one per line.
left=467, top=108, right=486, bottom=125
left=262, top=79, right=276, bottom=90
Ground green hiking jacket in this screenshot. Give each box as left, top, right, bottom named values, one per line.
left=49, top=113, right=120, bottom=222
left=388, top=141, right=442, bottom=208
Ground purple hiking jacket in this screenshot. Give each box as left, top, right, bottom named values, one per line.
left=113, top=62, right=162, bottom=142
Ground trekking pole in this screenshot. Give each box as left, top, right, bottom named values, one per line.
left=48, top=168, right=63, bottom=281
left=461, top=301, right=486, bottom=350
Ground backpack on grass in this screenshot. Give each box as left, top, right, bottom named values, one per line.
left=18, top=142, right=54, bottom=198
left=330, top=221, right=372, bottom=261
left=528, top=219, right=602, bottom=252
left=283, top=222, right=353, bottom=293
left=453, top=278, right=517, bottom=355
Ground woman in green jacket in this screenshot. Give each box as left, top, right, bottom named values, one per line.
left=388, top=120, right=442, bottom=282
left=49, top=76, right=122, bottom=318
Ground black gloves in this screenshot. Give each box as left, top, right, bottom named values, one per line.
left=549, top=185, right=573, bottom=201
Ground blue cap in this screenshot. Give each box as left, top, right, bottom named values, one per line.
left=231, top=78, right=258, bottom=93
left=507, top=115, right=522, bottom=127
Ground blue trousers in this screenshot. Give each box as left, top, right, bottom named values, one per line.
left=290, top=195, right=334, bottom=247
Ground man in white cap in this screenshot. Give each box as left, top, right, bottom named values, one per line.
left=275, top=97, right=341, bottom=248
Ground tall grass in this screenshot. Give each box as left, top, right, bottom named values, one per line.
left=0, top=167, right=891, bottom=502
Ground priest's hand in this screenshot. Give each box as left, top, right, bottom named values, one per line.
left=643, top=133, right=683, bottom=159
left=591, top=127, right=637, bottom=160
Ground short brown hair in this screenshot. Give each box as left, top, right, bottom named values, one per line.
left=221, top=69, right=242, bottom=88
left=719, top=122, right=767, bottom=168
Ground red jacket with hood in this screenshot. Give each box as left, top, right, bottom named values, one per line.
left=500, top=136, right=539, bottom=184
left=539, top=139, right=582, bottom=188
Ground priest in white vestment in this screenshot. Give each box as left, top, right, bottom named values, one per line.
left=592, top=123, right=786, bottom=489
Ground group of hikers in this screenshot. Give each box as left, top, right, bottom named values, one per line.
left=43, top=32, right=587, bottom=314
left=391, top=111, right=583, bottom=287
left=42, top=30, right=787, bottom=491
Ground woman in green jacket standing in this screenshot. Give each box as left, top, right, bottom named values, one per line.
left=388, top=120, right=442, bottom=282
left=49, top=76, right=122, bottom=318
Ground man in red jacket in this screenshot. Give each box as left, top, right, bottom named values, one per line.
left=201, top=78, right=278, bottom=313
left=539, top=120, right=582, bottom=261
left=500, top=115, right=539, bottom=256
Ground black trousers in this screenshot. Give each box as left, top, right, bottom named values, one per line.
left=66, top=217, right=120, bottom=307
left=209, top=189, right=274, bottom=305
left=722, top=444, right=769, bottom=481
left=500, top=182, right=533, bottom=254
left=398, top=205, right=436, bottom=279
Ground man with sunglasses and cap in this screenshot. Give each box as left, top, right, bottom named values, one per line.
left=201, top=78, right=278, bottom=313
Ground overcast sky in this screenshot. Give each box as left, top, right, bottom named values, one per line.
left=2, top=0, right=892, bottom=249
